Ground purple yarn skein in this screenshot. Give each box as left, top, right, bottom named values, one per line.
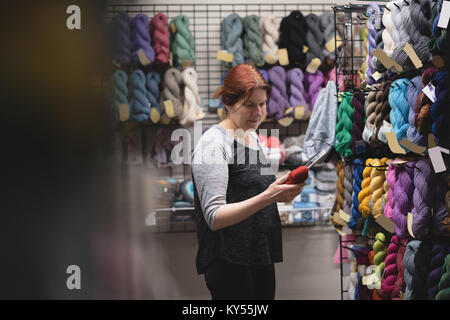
left=286, top=68, right=307, bottom=108
left=131, top=13, right=155, bottom=65
left=427, top=244, right=449, bottom=299
left=267, top=66, right=290, bottom=120
left=393, top=163, right=415, bottom=238
left=111, top=12, right=132, bottom=66
left=304, top=70, right=324, bottom=111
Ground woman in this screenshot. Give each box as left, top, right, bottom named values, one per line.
left=191, top=64, right=305, bottom=299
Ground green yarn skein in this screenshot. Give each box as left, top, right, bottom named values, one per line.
left=170, top=15, right=195, bottom=66
left=243, top=15, right=264, bottom=66
left=373, top=233, right=387, bottom=271
left=436, top=254, right=450, bottom=300
left=335, top=92, right=354, bottom=158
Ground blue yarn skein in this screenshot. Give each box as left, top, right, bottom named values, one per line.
left=389, top=78, right=410, bottom=145
left=406, top=76, right=425, bottom=146
left=129, top=70, right=150, bottom=122
left=111, top=12, right=131, bottom=66
left=146, top=72, right=162, bottom=121
left=258, top=69, right=269, bottom=82
left=112, top=70, right=129, bottom=120
left=430, top=71, right=449, bottom=149
left=349, top=158, right=364, bottom=229
left=221, top=13, right=245, bottom=67
left=131, top=13, right=155, bottom=65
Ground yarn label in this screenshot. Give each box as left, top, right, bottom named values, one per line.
left=325, top=38, right=335, bottom=53
left=216, top=50, right=234, bottom=63
left=428, top=146, right=449, bottom=173
left=306, top=58, right=321, bottom=74
left=377, top=120, right=391, bottom=144
left=112, top=60, right=121, bottom=68
left=422, top=82, right=436, bottom=103
left=385, top=132, right=407, bottom=154
left=375, top=214, right=395, bottom=234
left=371, top=71, right=382, bottom=81
left=181, top=60, right=192, bottom=67
left=137, top=48, right=151, bottom=66
left=169, top=23, right=176, bottom=34
left=303, top=45, right=309, bottom=53
left=407, top=212, right=415, bottom=238
left=437, top=1, right=450, bottom=28
left=402, top=43, right=423, bottom=69
left=362, top=123, right=375, bottom=143
left=372, top=48, right=403, bottom=72
left=339, top=210, right=351, bottom=223
left=278, top=49, right=289, bottom=66
left=333, top=211, right=348, bottom=226
left=163, top=100, right=176, bottom=118
left=118, top=103, right=130, bottom=122
left=399, top=138, right=426, bottom=155
left=264, top=53, right=277, bottom=64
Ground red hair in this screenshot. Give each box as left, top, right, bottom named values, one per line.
left=214, top=64, right=271, bottom=112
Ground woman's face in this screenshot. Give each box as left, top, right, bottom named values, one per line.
left=227, top=88, right=267, bottom=131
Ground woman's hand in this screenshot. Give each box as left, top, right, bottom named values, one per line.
left=264, top=173, right=306, bottom=204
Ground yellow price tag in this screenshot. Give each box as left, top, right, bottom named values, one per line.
left=278, top=48, right=289, bottom=66
left=306, top=58, right=321, bottom=73
left=118, top=103, right=130, bottom=122
left=137, top=48, right=151, bottom=66
left=217, top=50, right=234, bottom=63
left=163, top=100, right=176, bottom=118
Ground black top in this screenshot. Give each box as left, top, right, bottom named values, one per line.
left=192, top=138, right=283, bottom=275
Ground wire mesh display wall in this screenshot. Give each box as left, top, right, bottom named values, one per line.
left=105, top=2, right=338, bottom=233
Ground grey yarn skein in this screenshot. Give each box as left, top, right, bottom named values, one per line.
left=343, top=164, right=354, bottom=214
left=159, top=68, right=183, bottom=118
left=305, top=14, right=325, bottom=65
left=404, top=240, right=433, bottom=299
left=320, top=12, right=336, bottom=61
left=391, top=0, right=414, bottom=70
left=406, top=0, right=433, bottom=64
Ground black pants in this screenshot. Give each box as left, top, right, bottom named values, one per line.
left=204, top=258, right=276, bottom=300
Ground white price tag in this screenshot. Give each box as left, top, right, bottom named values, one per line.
left=438, top=1, right=450, bottom=29
left=422, top=82, right=437, bottom=103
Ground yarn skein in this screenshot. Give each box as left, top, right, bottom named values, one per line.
left=384, top=161, right=396, bottom=221
left=371, top=157, right=389, bottom=219
left=373, top=232, right=388, bottom=291
left=349, top=159, right=364, bottom=229
left=159, top=68, right=183, bottom=119
left=362, top=90, right=377, bottom=143
left=389, top=78, right=411, bottom=144
left=433, top=171, right=450, bottom=237
left=129, top=69, right=150, bottom=122
left=411, top=158, right=434, bottom=238
left=428, top=244, right=448, bottom=299
left=150, top=13, right=170, bottom=66
left=304, top=70, right=324, bottom=111
left=335, top=92, right=354, bottom=158
left=111, top=12, right=131, bottom=66
left=221, top=13, right=244, bottom=67
left=372, top=83, right=387, bottom=144
left=382, top=2, right=396, bottom=57
left=320, top=12, right=336, bottom=61
left=381, top=235, right=401, bottom=298
left=259, top=15, right=280, bottom=64
left=336, top=160, right=345, bottom=213
left=393, top=161, right=414, bottom=238
left=304, top=13, right=325, bottom=66
left=278, top=10, right=308, bottom=66
left=286, top=68, right=308, bottom=113
left=391, top=0, right=414, bottom=70
left=180, top=67, right=203, bottom=127
left=267, top=66, right=290, bottom=121
left=430, top=71, right=449, bottom=149
left=112, top=70, right=129, bottom=121
left=405, top=0, right=433, bottom=64
left=170, top=15, right=196, bottom=66
left=406, top=76, right=425, bottom=145
left=243, top=15, right=265, bottom=66
left=392, top=237, right=407, bottom=299
left=415, top=67, right=439, bottom=135
left=358, top=158, right=374, bottom=218
left=366, top=3, right=381, bottom=85
left=429, top=0, right=448, bottom=55
left=146, top=71, right=162, bottom=123
left=351, top=92, right=366, bottom=154
left=404, top=240, right=432, bottom=299
left=436, top=254, right=450, bottom=300
left=343, top=163, right=354, bottom=215
left=131, top=14, right=155, bottom=66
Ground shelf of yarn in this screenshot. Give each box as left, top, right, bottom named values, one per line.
left=278, top=203, right=333, bottom=227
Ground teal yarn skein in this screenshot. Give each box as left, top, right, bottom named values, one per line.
left=146, top=71, right=162, bottom=119
left=129, top=70, right=150, bottom=122
left=335, top=92, right=354, bottom=158
left=170, top=15, right=195, bottom=66
left=112, top=70, right=129, bottom=121
left=221, top=13, right=245, bottom=67
left=388, top=78, right=410, bottom=144
left=243, top=15, right=264, bottom=66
